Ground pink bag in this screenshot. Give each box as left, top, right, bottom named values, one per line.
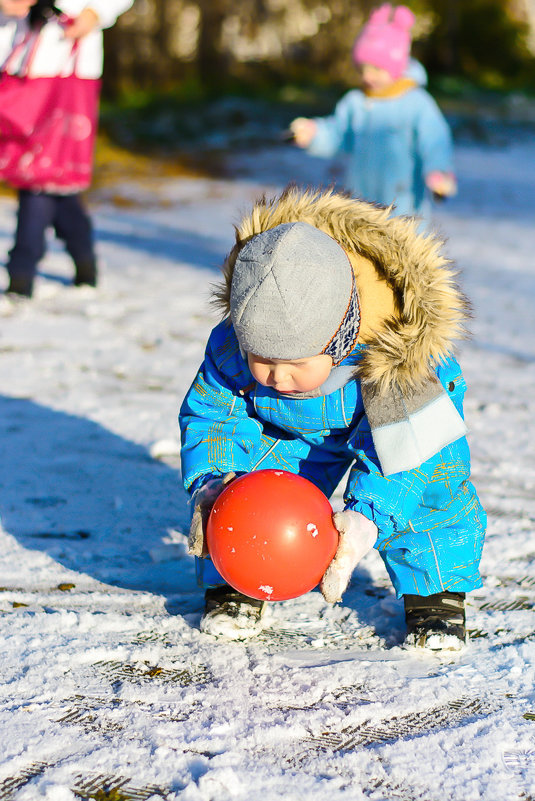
left=0, top=32, right=100, bottom=193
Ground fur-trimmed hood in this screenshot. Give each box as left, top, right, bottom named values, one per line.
left=214, top=186, right=469, bottom=397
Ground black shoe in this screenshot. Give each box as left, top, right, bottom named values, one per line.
left=74, top=259, right=97, bottom=287
left=200, top=585, right=267, bottom=640
left=404, top=591, right=466, bottom=651
left=6, top=275, right=33, bottom=297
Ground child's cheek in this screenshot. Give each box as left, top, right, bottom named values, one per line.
left=250, top=363, right=267, bottom=386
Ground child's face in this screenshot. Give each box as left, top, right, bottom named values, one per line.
left=360, top=63, right=395, bottom=92
left=247, top=353, right=333, bottom=394
left=1, top=0, right=36, bottom=16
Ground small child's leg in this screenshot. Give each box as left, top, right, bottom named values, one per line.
left=379, top=517, right=484, bottom=598
left=6, top=190, right=55, bottom=297
left=195, top=556, right=226, bottom=589
left=377, top=515, right=484, bottom=650
left=52, top=194, right=96, bottom=287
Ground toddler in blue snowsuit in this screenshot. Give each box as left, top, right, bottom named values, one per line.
left=291, top=4, right=456, bottom=219
left=179, top=186, right=486, bottom=649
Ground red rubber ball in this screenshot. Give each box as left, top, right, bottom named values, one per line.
left=206, top=469, right=339, bottom=601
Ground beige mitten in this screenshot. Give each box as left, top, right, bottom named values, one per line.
left=320, top=510, right=377, bottom=603
left=289, top=117, right=318, bottom=148
left=188, top=472, right=236, bottom=557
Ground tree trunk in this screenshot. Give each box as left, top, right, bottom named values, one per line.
left=196, top=0, right=228, bottom=89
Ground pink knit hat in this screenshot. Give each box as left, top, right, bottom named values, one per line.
left=353, top=4, right=415, bottom=80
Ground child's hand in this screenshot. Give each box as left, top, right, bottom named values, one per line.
left=320, top=510, right=377, bottom=603
left=0, top=0, right=34, bottom=17
left=289, top=117, right=318, bottom=148
left=188, top=473, right=236, bottom=557
left=63, top=7, right=99, bottom=39
left=425, top=171, right=457, bottom=199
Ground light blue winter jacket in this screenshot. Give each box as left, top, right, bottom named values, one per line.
left=179, top=189, right=485, bottom=596
left=308, top=62, right=454, bottom=217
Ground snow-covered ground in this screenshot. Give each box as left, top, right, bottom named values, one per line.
left=1, top=135, right=535, bottom=801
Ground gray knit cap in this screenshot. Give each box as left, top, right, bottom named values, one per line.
left=230, top=222, right=360, bottom=363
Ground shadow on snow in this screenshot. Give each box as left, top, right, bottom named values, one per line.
left=0, top=394, right=201, bottom=613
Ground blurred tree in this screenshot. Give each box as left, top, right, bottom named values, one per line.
left=196, top=0, right=228, bottom=88
left=101, top=0, right=535, bottom=98
left=414, top=0, right=533, bottom=85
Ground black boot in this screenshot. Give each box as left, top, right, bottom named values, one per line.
left=201, top=585, right=266, bottom=640
left=404, top=591, right=466, bottom=651
left=74, top=259, right=97, bottom=287
left=6, top=274, right=33, bottom=298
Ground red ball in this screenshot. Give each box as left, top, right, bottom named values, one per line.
left=206, top=470, right=339, bottom=601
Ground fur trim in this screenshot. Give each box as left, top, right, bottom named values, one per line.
left=213, top=186, right=470, bottom=396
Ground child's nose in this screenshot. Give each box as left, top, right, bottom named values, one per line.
left=271, top=364, right=290, bottom=383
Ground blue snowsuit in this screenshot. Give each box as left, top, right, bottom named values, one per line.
left=308, top=65, right=454, bottom=218
left=179, top=188, right=486, bottom=600
left=180, top=321, right=485, bottom=598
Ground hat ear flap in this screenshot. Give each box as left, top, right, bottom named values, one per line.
left=392, top=5, right=415, bottom=31
left=369, top=3, right=393, bottom=25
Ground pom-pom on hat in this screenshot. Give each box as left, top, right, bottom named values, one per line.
left=230, top=222, right=360, bottom=365
left=353, top=3, right=415, bottom=80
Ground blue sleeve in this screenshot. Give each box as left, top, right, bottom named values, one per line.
left=343, top=358, right=467, bottom=543
left=308, top=92, right=361, bottom=159
left=343, top=431, right=441, bottom=545
left=414, top=91, right=454, bottom=175
left=179, top=327, right=263, bottom=493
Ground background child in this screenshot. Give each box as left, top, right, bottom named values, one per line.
left=0, top=0, right=132, bottom=298
left=179, top=186, right=486, bottom=650
left=290, top=4, right=456, bottom=219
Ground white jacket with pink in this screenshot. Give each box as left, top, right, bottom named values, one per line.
left=0, top=1, right=133, bottom=193
left=0, top=0, right=133, bottom=79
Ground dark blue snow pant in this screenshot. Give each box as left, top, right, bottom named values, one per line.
left=6, top=190, right=95, bottom=296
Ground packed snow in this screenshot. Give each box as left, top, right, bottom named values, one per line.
left=0, top=132, right=535, bottom=801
